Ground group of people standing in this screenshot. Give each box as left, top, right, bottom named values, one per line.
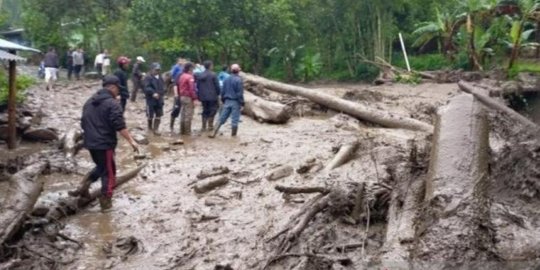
left=73, top=56, right=244, bottom=210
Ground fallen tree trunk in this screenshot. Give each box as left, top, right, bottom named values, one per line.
left=33, top=164, right=146, bottom=221
left=414, top=93, right=490, bottom=266
left=0, top=162, right=47, bottom=246
left=59, top=128, right=83, bottom=159
left=241, top=73, right=433, bottom=132
left=324, top=141, right=360, bottom=171
left=243, top=91, right=292, bottom=124
left=458, top=80, right=540, bottom=133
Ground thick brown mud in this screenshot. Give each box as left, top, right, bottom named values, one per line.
left=2, top=76, right=540, bottom=269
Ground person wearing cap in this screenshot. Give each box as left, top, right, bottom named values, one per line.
left=210, top=64, right=244, bottom=138
left=143, top=63, right=165, bottom=135
left=70, top=75, right=139, bottom=211
left=195, top=60, right=220, bottom=132
left=114, top=56, right=131, bottom=112
left=177, top=62, right=198, bottom=135
left=130, top=56, right=146, bottom=102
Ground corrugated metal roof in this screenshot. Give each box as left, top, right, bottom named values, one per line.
left=0, top=38, right=40, bottom=53
left=0, top=50, right=26, bottom=62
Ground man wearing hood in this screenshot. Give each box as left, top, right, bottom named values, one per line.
left=70, top=75, right=139, bottom=210
left=195, top=60, right=220, bottom=131
left=143, top=63, right=166, bottom=136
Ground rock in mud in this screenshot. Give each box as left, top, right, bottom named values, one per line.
left=266, top=165, right=294, bottom=181
left=197, top=166, right=230, bottom=180
left=296, top=158, right=317, bottom=174
left=84, top=72, right=102, bottom=80
left=194, top=176, right=229, bottom=194
left=22, top=127, right=59, bottom=142
left=132, top=133, right=149, bottom=145
left=517, top=72, right=540, bottom=93
left=501, top=81, right=521, bottom=96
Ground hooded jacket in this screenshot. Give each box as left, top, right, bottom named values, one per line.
left=81, top=89, right=126, bottom=150
left=195, top=70, right=220, bottom=102
left=143, top=74, right=166, bottom=106
left=114, top=67, right=130, bottom=99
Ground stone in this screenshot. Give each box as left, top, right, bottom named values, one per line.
left=84, top=72, right=102, bottom=80
left=22, top=128, right=59, bottom=142
left=266, top=165, right=294, bottom=181
left=133, top=133, right=149, bottom=145
left=501, top=81, right=521, bottom=96
left=517, top=72, right=540, bottom=93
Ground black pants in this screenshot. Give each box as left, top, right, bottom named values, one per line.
left=67, top=64, right=73, bottom=80
left=171, top=97, right=181, bottom=118
left=201, top=101, right=219, bottom=118
left=120, top=98, right=127, bottom=113
left=96, top=64, right=103, bottom=75
left=131, top=78, right=142, bottom=101
left=88, top=149, right=116, bottom=198
left=74, top=65, right=82, bottom=80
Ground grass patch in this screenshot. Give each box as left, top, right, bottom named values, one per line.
left=508, top=60, right=540, bottom=79
left=0, top=70, right=36, bottom=106
left=393, top=53, right=453, bottom=71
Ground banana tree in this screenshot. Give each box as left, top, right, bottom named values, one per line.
left=412, top=8, right=466, bottom=59
left=506, top=0, right=540, bottom=69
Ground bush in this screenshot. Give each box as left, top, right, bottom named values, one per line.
left=0, top=71, right=35, bottom=106
left=393, top=53, right=453, bottom=71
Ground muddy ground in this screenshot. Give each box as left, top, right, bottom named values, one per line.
left=1, top=71, right=540, bottom=269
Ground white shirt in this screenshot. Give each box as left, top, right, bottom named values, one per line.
left=94, top=53, right=105, bottom=66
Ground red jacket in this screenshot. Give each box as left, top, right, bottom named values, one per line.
left=177, top=73, right=197, bottom=101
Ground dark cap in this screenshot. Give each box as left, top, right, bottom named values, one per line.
left=102, top=75, right=120, bottom=87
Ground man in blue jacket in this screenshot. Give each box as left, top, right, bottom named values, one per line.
left=69, top=75, right=139, bottom=211
left=143, top=63, right=166, bottom=136
left=209, top=64, right=244, bottom=138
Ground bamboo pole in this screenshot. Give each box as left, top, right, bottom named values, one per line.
left=7, top=56, right=17, bottom=149
left=399, top=33, right=411, bottom=72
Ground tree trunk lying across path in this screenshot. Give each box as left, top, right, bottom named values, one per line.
left=0, top=161, right=47, bottom=246
left=33, top=164, right=146, bottom=221
left=458, top=80, right=540, bottom=133
left=324, top=141, right=359, bottom=172
left=414, top=93, right=490, bottom=266
left=59, top=128, right=83, bottom=159
left=241, top=73, right=434, bottom=132
left=243, top=91, right=292, bottom=124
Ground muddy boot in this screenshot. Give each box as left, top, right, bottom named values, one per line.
left=208, top=124, right=222, bottom=138
left=153, top=118, right=161, bottom=136
left=68, top=178, right=92, bottom=198
left=201, top=117, right=207, bottom=132
left=99, top=196, right=112, bottom=211
left=208, top=117, right=214, bottom=131
left=147, top=119, right=153, bottom=131
left=232, top=127, right=238, bottom=137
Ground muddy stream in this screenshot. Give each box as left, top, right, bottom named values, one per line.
left=3, top=75, right=540, bottom=269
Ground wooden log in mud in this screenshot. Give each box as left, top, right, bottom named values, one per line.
left=324, top=141, right=360, bottom=171
left=414, top=93, right=490, bottom=265
left=59, top=128, right=83, bottom=159
left=193, top=176, right=229, bottom=194
left=243, top=91, right=292, bottom=124
left=34, top=164, right=146, bottom=221
left=241, top=73, right=434, bottom=132
left=0, top=162, right=47, bottom=246
left=458, top=80, right=540, bottom=133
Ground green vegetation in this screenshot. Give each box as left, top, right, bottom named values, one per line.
left=508, top=60, right=540, bottom=78
left=0, top=0, right=535, bottom=82
left=0, top=72, right=35, bottom=105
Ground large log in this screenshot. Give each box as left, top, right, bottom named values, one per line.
left=241, top=73, right=433, bottom=132
left=458, top=80, right=540, bottom=133
left=243, top=91, right=292, bottom=124
left=324, top=141, right=359, bottom=172
left=33, top=164, right=146, bottom=221
left=414, top=94, right=490, bottom=266
left=0, top=162, right=47, bottom=246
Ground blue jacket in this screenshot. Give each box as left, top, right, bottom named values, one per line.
left=171, top=64, right=183, bottom=83
left=218, top=71, right=230, bottom=90
left=143, top=74, right=166, bottom=106
left=81, top=89, right=126, bottom=150
left=221, top=74, right=244, bottom=106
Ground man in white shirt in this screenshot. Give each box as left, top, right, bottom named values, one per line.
left=94, top=50, right=105, bottom=76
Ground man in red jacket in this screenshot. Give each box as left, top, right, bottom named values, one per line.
left=177, top=62, right=198, bottom=135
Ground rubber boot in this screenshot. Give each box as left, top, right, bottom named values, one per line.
left=170, top=117, right=176, bottom=133
left=147, top=119, right=153, bottom=131
left=68, top=178, right=92, bottom=198
left=202, top=117, right=207, bottom=132
left=209, top=123, right=222, bottom=138
left=153, top=118, right=161, bottom=136
left=232, top=127, right=238, bottom=137
left=208, top=117, right=214, bottom=131
left=99, top=196, right=112, bottom=211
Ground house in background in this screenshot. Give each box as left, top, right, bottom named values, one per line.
left=0, top=28, right=31, bottom=47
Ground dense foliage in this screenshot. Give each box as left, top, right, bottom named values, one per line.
left=1, top=0, right=539, bottom=81
left=0, top=71, right=35, bottom=105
